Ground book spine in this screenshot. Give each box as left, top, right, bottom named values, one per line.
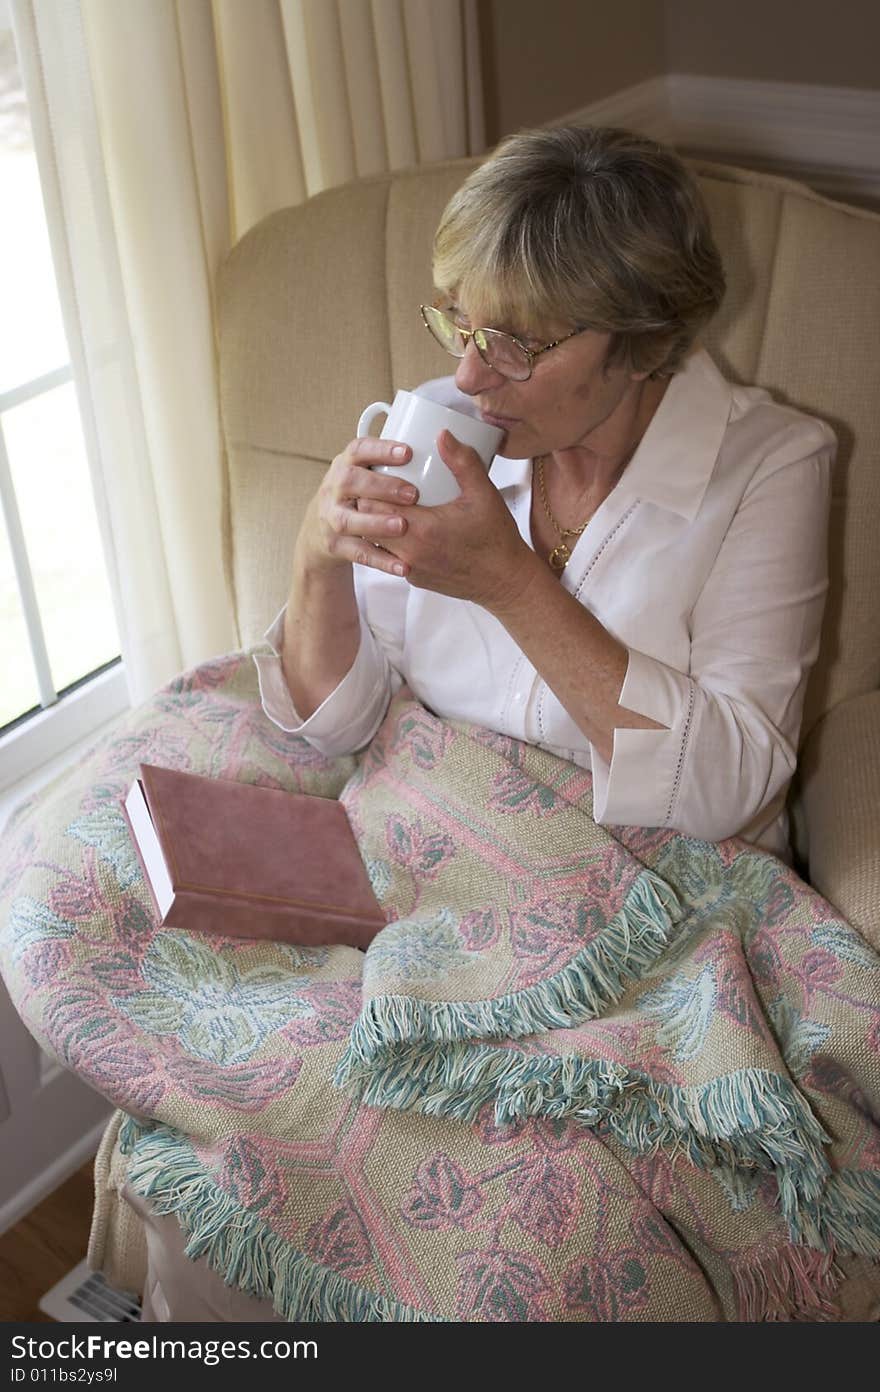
left=163, top=889, right=384, bottom=951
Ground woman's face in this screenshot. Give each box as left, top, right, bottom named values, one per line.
left=451, top=304, right=651, bottom=463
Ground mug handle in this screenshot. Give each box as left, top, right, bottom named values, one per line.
left=356, top=401, right=392, bottom=438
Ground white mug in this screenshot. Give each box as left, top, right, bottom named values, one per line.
left=356, top=390, right=504, bottom=506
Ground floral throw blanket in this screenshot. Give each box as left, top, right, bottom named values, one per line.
left=1, top=652, right=879, bottom=1322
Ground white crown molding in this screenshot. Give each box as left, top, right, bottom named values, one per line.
left=667, top=74, right=880, bottom=203
left=562, top=74, right=880, bottom=206
left=559, top=76, right=674, bottom=144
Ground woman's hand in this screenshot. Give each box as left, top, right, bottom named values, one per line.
left=358, top=430, right=538, bottom=612
left=301, top=436, right=420, bottom=577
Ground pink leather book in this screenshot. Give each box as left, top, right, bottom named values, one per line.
left=121, top=764, right=386, bottom=950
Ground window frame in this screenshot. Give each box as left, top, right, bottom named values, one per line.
left=0, top=21, right=131, bottom=799
left=0, top=660, right=128, bottom=797
left=0, top=371, right=129, bottom=799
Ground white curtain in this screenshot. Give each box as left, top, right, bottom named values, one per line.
left=10, top=0, right=485, bottom=703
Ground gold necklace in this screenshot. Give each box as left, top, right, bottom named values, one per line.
left=534, top=455, right=593, bottom=572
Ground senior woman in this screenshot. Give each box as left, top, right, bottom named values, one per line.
left=255, top=124, right=834, bottom=864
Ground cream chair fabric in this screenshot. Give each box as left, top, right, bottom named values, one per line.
left=217, top=158, right=880, bottom=942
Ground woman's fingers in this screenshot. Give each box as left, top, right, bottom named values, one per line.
left=351, top=435, right=410, bottom=467
left=312, top=438, right=418, bottom=575
left=355, top=497, right=400, bottom=516
left=329, top=533, right=409, bottom=578
left=344, top=439, right=418, bottom=504
left=330, top=502, right=407, bottom=541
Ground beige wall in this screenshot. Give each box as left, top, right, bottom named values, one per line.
left=482, top=0, right=879, bottom=141
left=665, top=0, right=880, bottom=90
left=479, top=0, right=665, bottom=144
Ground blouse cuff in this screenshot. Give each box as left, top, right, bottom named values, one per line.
left=252, top=605, right=302, bottom=731
left=252, top=603, right=391, bottom=754
left=591, top=647, right=694, bottom=829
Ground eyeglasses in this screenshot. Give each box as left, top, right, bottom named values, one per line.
left=419, top=304, right=584, bottom=382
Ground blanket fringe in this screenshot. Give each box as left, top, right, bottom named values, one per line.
left=731, top=1245, right=843, bottom=1321
left=117, top=1114, right=878, bottom=1322
left=118, top=1114, right=151, bottom=1154
left=797, top=1170, right=880, bottom=1257
left=338, top=1040, right=834, bottom=1232
left=121, top=1122, right=438, bottom=1323
left=341, top=869, right=680, bottom=1074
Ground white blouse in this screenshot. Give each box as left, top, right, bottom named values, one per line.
left=254, top=348, right=835, bottom=862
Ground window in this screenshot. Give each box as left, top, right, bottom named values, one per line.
left=0, top=11, right=128, bottom=796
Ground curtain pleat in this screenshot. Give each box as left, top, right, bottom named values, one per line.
left=212, top=0, right=305, bottom=242
left=11, top=0, right=484, bottom=699
left=80, top=0, right=234, bottom=674
left=172, top=1, right=229, bottom=303
left=404, top=0, right=460, bottom=162
left=337, top=0, right=388, bottom=178
left=371, top=0, right=418, bottom=169
left=281, top=0, right=356, bottom=196
left=463, top=0, right=485, bottom=154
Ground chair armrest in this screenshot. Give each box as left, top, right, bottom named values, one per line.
left=796, top=690, right=880, bottom=948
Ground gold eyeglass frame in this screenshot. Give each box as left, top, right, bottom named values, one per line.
left=419, top=304, right=584, bottom=381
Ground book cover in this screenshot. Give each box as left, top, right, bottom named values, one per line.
left=121, top=764, right=386, bottom=950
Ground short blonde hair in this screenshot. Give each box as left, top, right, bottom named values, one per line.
left=432, top=124, right=725, bottom=376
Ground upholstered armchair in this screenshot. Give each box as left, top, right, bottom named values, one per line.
left=1, top=154, right=878, bottom=1318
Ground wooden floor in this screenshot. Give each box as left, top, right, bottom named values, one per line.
left=0, top=1162, right=95, bottom=1322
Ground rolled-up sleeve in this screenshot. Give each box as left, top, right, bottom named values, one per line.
left=252, top=582, right=404, bottom=756
left=592, top=425, right=834, bottom=842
